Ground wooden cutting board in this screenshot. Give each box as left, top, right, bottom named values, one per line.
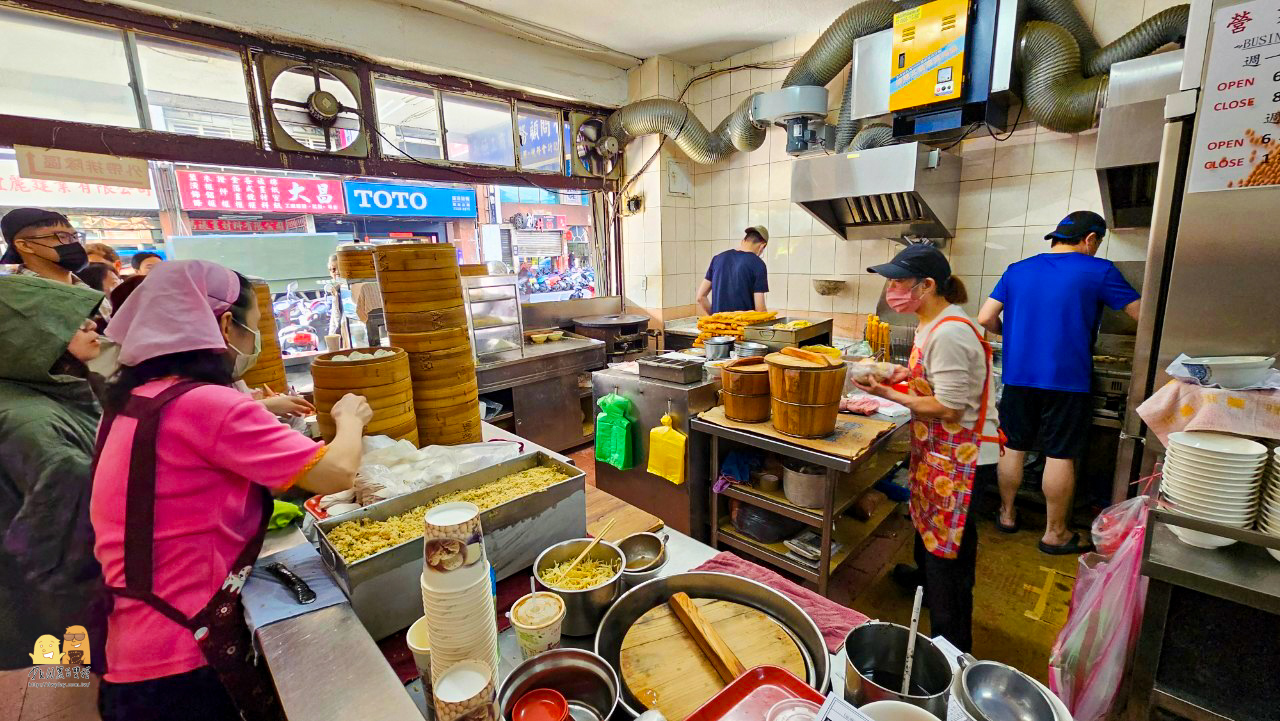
left=619, top=598, right=806, bottom=721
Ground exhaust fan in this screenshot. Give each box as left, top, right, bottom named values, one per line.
left=569, top=111, right=621, bottom=179
left=258, top=53, right=369, bottom=157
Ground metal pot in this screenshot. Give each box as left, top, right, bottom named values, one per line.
left=704, top=336, right=735, bottom=360
left=781, top=460, right=826, bottom=509
left=844, top=621, right=952, bottom=718
left=534, top=539, right=625, bottom=636
left=734, top=340, right=768, bottom=357
left=497, top=649, right=619, bottom=721
left=952, top=654, right=1056, bottom=721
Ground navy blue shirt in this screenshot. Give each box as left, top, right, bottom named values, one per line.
left=705, top=250, right=768, bottom=313
left=991, top=253, right=1139, bottom=393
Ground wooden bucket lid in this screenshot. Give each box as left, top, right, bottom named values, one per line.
left=765, top=347, right=846, bottom=370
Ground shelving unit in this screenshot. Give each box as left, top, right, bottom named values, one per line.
left=463, top=274, right=524, bottom=363
left=694, top=416, right=909, bottom=596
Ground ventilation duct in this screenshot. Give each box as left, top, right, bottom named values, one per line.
left=791, top=142, right=960, bottom=239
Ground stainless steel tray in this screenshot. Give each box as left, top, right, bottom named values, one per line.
left=743, top=317, right=834, bottom=349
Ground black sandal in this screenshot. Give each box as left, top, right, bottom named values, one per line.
left=1038, top=532, right=1095, bottom=555
left=995, top=512, right=1020, bottom=534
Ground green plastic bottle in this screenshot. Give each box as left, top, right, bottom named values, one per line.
left=595, top=392, right=636, bottom=470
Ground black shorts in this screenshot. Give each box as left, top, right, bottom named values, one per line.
left=998, top=385, right=1092, bottom=459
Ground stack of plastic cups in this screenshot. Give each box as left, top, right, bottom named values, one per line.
left=419, top=501, right=498, bottom=686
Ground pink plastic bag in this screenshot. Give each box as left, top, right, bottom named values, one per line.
left=1048, top=494, right=1150, bottom=721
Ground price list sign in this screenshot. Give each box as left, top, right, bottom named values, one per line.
left=1191, top=0, right=1280, bottom=192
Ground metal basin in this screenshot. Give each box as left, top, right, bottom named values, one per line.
left=844, top=622, right=952, bottom=718
left=956, top=657, right=1056, bottom=721
left=618, top=532, right=665, bottom=572
left=594, top=572, right=830, bottom=717
left=621, top=552, right=667, bottom=590
left=534, top=539, right=624, bottom=637
left=498, top=649, right=619, bottom=721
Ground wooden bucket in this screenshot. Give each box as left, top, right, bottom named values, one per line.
left=384, top=306, right=468, bottom=333
left=770, top=397, right=840, bottom=439
left=765, top=349, right=846, bottom=406
left=310, top=347, right=409, bottom=389
left=721, top=357, right=770, bottom=396
left=389, top=328, right=471, bottom=353
left=721, top=390, right=770, bottom=423
left=336, top=246, right=377, bottom=279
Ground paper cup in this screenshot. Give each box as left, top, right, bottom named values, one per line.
left=423, top=502, right=488, bottom=592
left=509, top=592, right=565, bottom=660
left=433, top=660, right=497, bottom=721
left=407, top=616, right=434, bottom=709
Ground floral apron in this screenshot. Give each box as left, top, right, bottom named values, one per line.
left=95, top=381, right=282, bottom=721
left=907, top=317, right=999, bottom=560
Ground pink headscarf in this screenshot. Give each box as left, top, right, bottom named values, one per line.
left=106, top=259, right=242, bottom=366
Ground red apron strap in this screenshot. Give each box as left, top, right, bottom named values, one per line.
left=918, top=316, right=995, bottom=438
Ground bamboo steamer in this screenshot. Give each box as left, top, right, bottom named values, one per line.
left=374, top=243, right=459, bottom=272
left=309, top=347, right=415, bottom=442
left=389, top=328, right=470, bottom=353
left=721, top=357, right=770, bottom=396
left=384, top=307, right=469, bottom=333
left=317, top=408, right=419, bottom=437
left=377, top=277, right=463, bottom=295
left=406, top=346, right=473, bottom=371
left=410, top=377, right=478, bottom=401
left=380, top=297, right=466, bottom=314
left=721, top=390, right=770, bottom=423
left=770, top=397, right=840, bottom=438
left=336, top=246, right=377, bottom=279
left=379, top=286, right=464, bottom=303
left=311, top=376, right=413, bottom=404
left=317, top=395, right=414, bottom=419
left=419, top=425, right=482, bottom=446
left=310, top=347, right=410, bottom=388
left=413, top=387, right=480, bottom=410
left=242, top=278, right=287, bottom=393
left=415, top=398, right=480, bottom=423
left=765, top=349, right=846, bottom=406
left=418, top=411, right=482, bottom=432
left=315, top=387, right=414, bottom=413
left=460, top=264, right=487, bottom=276
left=373, top=267, right=463, bottom=284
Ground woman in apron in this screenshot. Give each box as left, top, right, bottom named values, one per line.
left=91, top=260, right=372, bottom=721
left=854, top=244, right=1000, bottom=652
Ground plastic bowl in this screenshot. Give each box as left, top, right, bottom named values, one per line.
left=513, top=689, right=569, bottom=721
left=1182, top=356, right=1274, bottom=389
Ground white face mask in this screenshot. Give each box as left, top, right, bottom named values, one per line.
left=85, top=337, right=121, bottom=378
left=228, top=319, right=262, bottom=379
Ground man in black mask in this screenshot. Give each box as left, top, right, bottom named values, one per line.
left=1, top=208, right=111, bottom=316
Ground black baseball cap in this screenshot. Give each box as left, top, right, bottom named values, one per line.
left=1045, top=210, right=1107, bottom=241
left=868, top=243, right=951, bottom=283
left=1, top=208, right=71, bottom=264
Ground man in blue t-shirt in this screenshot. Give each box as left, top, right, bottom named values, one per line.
left=696, top=226, right=769, bottom=314
left=977, top=211, right=1140, bottom=555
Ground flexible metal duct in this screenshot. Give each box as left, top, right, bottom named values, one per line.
left=1084, top=5, right=1190, bottom=77
left=849, top=123, right=896, bottom=150
left=1025, top=0, right=1100, bottom=62
left=1019, top=21, right=1108, bottom=134
left=834, top=67, right=860, bottom=151
left=604, top=94, right=764, bottom=165
left=781, top=0, right=901, bottom=88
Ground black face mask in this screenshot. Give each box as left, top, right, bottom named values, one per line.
left=50, top=243, right=88, bottom=272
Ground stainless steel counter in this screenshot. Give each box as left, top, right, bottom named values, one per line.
left=477, top=335, right=605, bottom=452
left=476, top=336, right=605, bottom=390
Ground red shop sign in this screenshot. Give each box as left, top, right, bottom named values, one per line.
left=190, top=218, right=287, bottom=233
left=176, top=170, right=346, bottom=214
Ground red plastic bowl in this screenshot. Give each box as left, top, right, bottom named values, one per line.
left=513, top=688, right=568, bottom=721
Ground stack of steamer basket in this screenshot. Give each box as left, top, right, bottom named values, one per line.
left=375, top=243, right=483, bottom=446
left=310, top=347, right=419, bottom=445
left=239, top=279, right=288, bottom=394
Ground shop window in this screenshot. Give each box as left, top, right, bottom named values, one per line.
left=516, top=104, right=562, bottom=173
left=136, top=35, right=254, bottom=141
left=373, top=76, right=444, bottom=161
left=441, top=93, right=515, bottom=167
left=491, top=184, right=599, bottom=302
left=0, top=7, right=138, bottom=128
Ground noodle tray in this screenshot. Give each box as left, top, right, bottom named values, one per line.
left=315, top=451, right=586, bottom=638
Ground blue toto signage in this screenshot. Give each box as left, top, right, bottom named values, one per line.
left=342, top=181, right=477, bottom=217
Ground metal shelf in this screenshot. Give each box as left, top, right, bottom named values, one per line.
left=717, top=502, right=897, bottom=579
left=721, top=449, right=902, bottom=528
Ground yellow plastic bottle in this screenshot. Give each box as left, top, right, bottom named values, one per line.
left=646, top=413, right=687, bottom=485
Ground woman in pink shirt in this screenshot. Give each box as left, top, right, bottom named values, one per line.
left=91, top=260, right=372, bottom=721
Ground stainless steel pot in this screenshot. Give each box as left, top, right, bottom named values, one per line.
left=953, top=654, right=1056, bottom=721
left=844, top=621, right=952, bottom=718
left=534, top=539, right=624, bottom=636
left=704, top=336, right=735, bottom=360
left=734, top=340, right=768, bottom=357
left=497, top=649, right=619, bottom=721
left=596, top=572, right=829, bottom=717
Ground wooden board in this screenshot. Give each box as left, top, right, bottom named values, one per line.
left=620, top=598, right=806, bottom=721
left=586, top=486, right=663, bottom=537
left=698, top=405, right=896, bottom=462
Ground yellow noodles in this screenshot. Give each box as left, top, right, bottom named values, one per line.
left=326, top=465, right=571, bottom=563
left=539, top=558, right=620, bottom=590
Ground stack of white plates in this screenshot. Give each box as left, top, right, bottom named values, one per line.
left=1160, top=431, right=1267, bottom=549
left=1257, top=448, right=1280, bottom=562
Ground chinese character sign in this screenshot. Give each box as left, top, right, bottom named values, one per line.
left=15, top=145, right=152, bottom=190
left=190, top=218, right=287, bottom=233
left=0, top=159, right=157, bottom=210
left=175, top=171, right=346, bottom=213
left=1189, top=0, right=1280, bottom=192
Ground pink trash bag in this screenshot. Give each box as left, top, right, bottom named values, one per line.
left=1048, top=494, right=1150, bottom=721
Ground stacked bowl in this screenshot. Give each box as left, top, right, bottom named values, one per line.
left=1256, top=449, right=1280, bottom=562
left=419, top=502, right=498, bottom=683
left=1160, top=431, right=1267, bottom=549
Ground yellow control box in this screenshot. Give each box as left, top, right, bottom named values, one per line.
left=889, top=0, right=970, bottom=112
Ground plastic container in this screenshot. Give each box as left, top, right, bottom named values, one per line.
left=684, top=666, right=823, bottom=721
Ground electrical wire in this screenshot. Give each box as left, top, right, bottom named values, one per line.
left=937, top=121, right=982, bottom=151
left=986, top=102, right=1023, bottom=142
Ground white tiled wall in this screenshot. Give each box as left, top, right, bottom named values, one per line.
left=626, top=0, right=1165, bottom=329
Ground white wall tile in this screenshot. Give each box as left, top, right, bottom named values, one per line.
left=727, top=166, right=748, bottom=204
left=638, top=59, right=658, bottom=99
left=752, top=47, right=773, bottom=89
left=787, top=275, right=812, bottom=311
left=809, top=279, right=835, bottom=313
left=788, top=236, right=812, bottom=273
left=982, top=227, right=1024, bottom=275
left=695, top=242, right=715, bottom=272
left=1032, top=131, right=1078, bottom=174
left=952, top=275, right=980, bottom=317
left=860, top=239, right=891, bottom=268
left=992, top=127, right=1036, bottom=177
left=856, top=274, right=884, bottom=313
left=728, top=203, right=748, bottom=238
left=832, top=275, right=859, bottom=314
left=748, top=164, right=770, bottom=203
left=645, top=275, right=663, bottom=308
left=948, top=228, right=987, bottom=275
left=767, top=237, right=791, bottom=274
left=789, top=204, right=813, bottom=236
left=988, top=175, right=1031, bottom=227
left=957, top=179, right=992, bottom=228
left=961, top=136, right=995, bottom=181
left=661, top=211, right=676, bottom=247
left=1025, top=170, right=1074, bottom=225
left=769, top=127, right=790, bottom=163
left=708, top=204, right=729, bottom=240
left=1022, top=226, right=1055, bottom=258
left=768, top=199, right=792, bottom=238
left=695, top=207, right=713, bottom=241
left=710, top=170, right=730, bottom=206
left=808, top=235, right=835, bottom=273
left=711, top=96, right=731, bottom=130
left=768, top=161, right=792, bottom=201
left=768, top=275, right=787, bottom=310
left=643, top=206, right=661, bottom=243
left=747, top=204, right=769, bottom=228
left=712, top=69, right=731, bottom=100
left=658, top=57, right=675, bottom=99
left=979, top=276, right=1002, bottom=308
left=731, top=66, right=752, bottom=95
left=772, top=37, right=795, bottom=61
left=643, top=241, right=663, bottom=275
left=834, top=239, right=861, bottom=275
left=1075, top=130, right=1097, bottom=170
left=1069, top=168, right=1105, bottom=215
left=680, top=208, right=695, bottom=242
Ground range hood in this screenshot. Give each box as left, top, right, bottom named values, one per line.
left=1095, top=50, right=1184, bottom=228
left=790, top=142, right=961, bottom=240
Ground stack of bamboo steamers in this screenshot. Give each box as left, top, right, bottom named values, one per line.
left=376, top=243, right=483, bottom=445
left=239, top=278, right=288, bottom=394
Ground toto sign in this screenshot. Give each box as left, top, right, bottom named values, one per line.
left=342, top=180, right=477, bottom=218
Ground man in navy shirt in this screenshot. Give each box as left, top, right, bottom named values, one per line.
left=978, top=211, right=1140, bottom=555
left=696, top=226, right=769, bottom=314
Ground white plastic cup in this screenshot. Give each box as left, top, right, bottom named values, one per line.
left=508, top=591, right=566, bottom=660
left=407, top=615, right=434, bottom=709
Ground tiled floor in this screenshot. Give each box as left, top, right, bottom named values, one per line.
left=0, top=668, right=100, bottom=721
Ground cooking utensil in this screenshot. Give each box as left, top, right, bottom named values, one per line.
left=499, top=649, right=620, bottom=721
left=704, top=337, right=736, bottom=361
left=843, top=622, right=951, bottom=718
left=953, top=655, right=1056, bottom=721
left=553, top=518, right=616, bottom=584
left=619, top=532, right=666, bottom=572
left=265, top=562, right=316, bottom=605
left=668, top=592, right=747, bottom=684
left=901, top=587, right=924, bottom=695
left=598, top=572, right=829, bottom=719
left=534, top=538, right=625, bottom=636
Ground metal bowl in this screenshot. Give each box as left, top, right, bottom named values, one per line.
left=534, top=539, right=625, bottom=636
left=618, top=532, right=665, bottom=572
left=621, top=552, right=667, bottom=589
left=955, top=656, right=1056, bottom=721
left=498, top=649, right=619, bottom=721
left=594, top=572, right=830, bottom=717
